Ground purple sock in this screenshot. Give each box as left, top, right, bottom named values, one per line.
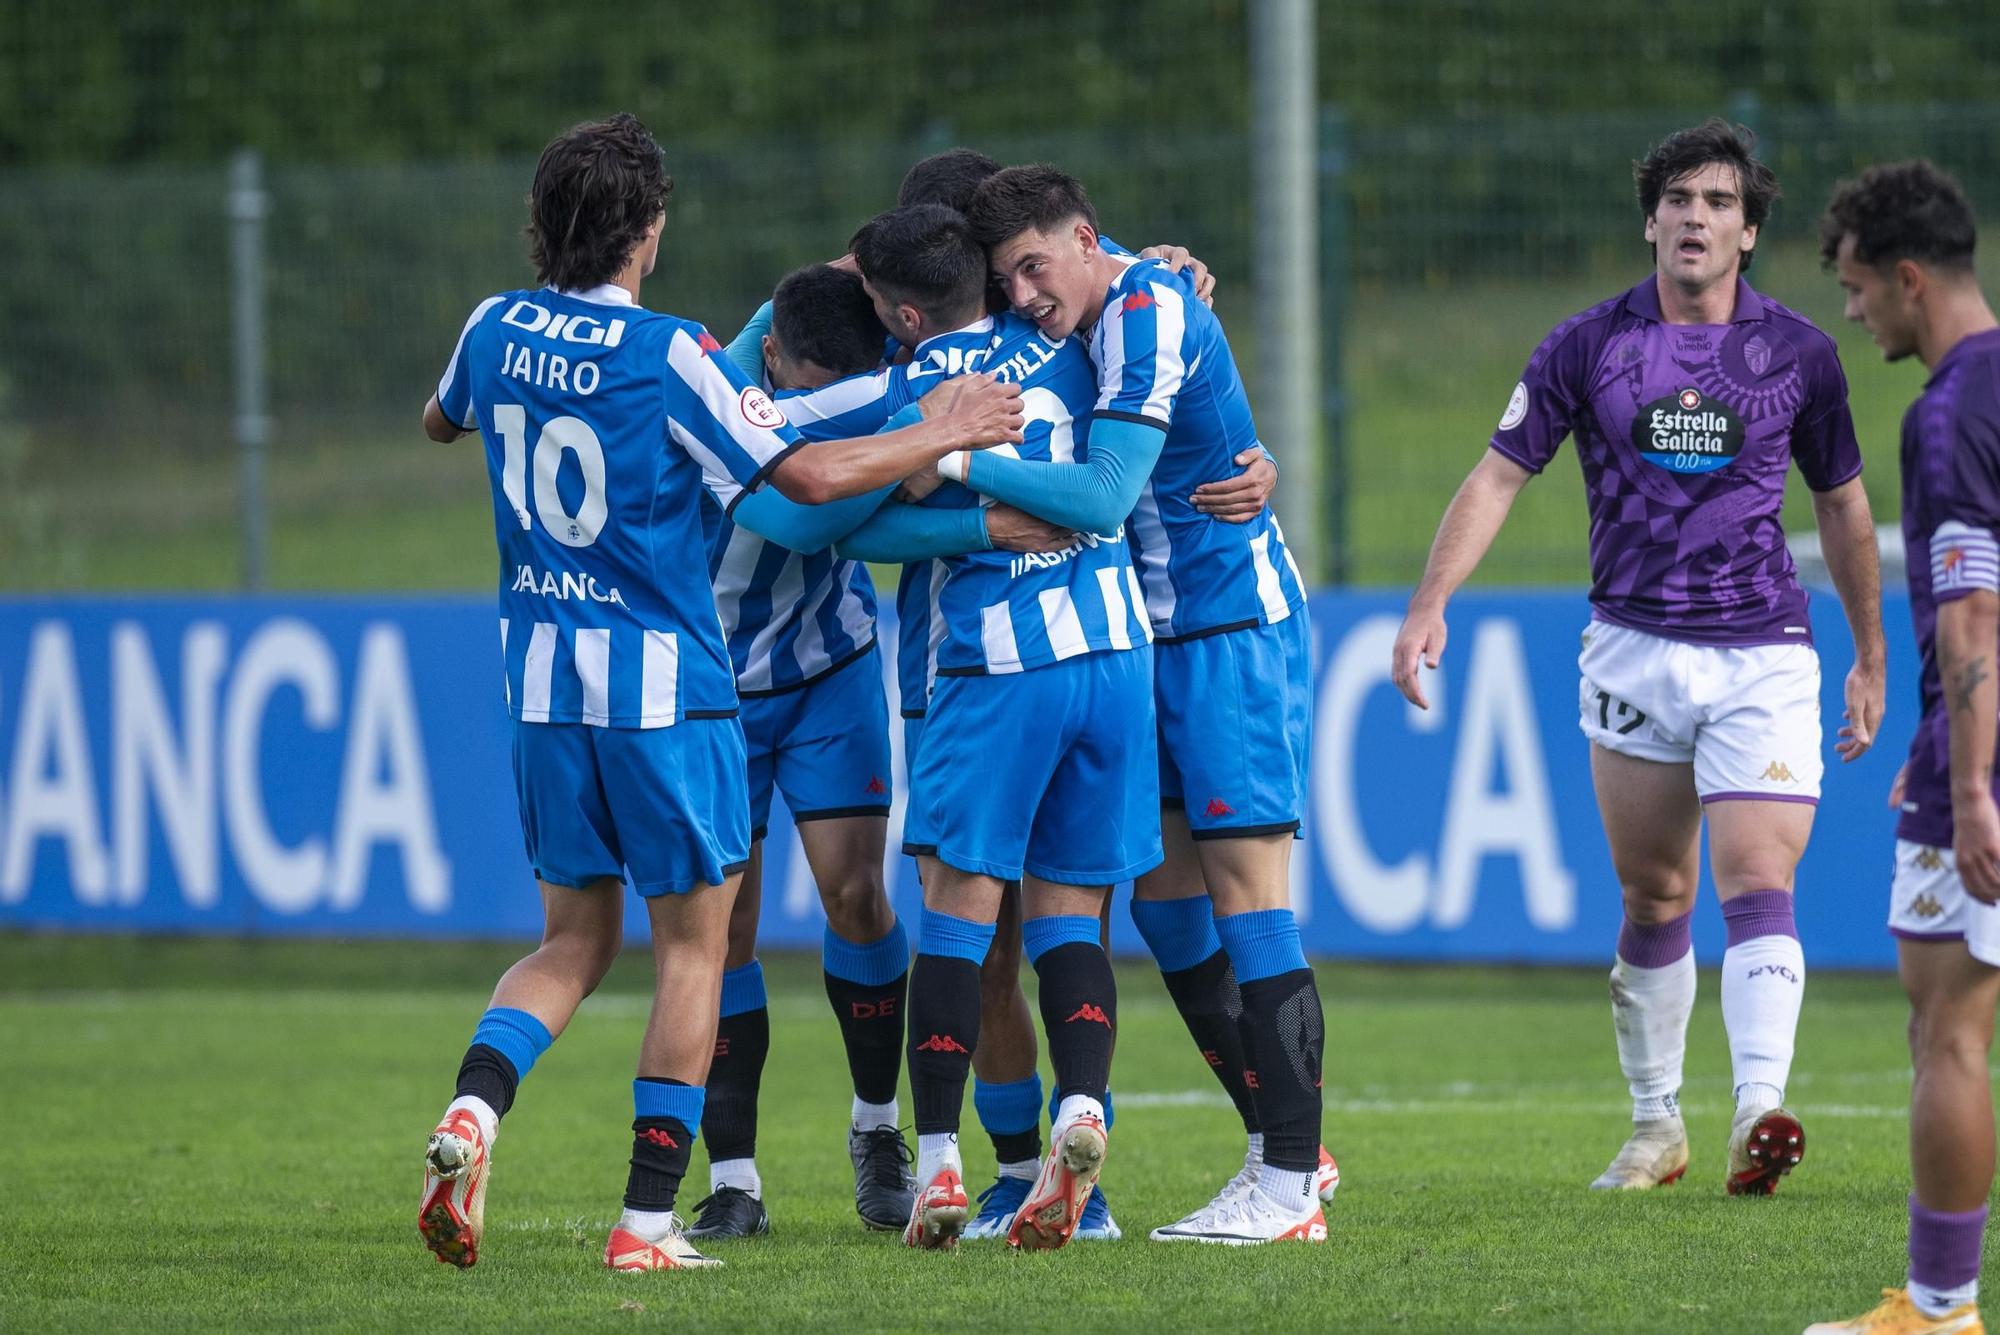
left=1617, top=911, right=1692, bottom=968
left=1910, top=1196, right=1987, bottom=1293
left=1721, top=889, right=1797, bottom=946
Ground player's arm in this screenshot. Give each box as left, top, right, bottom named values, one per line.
left=724, top=300, right=776, bottom=382
left=943, top=416, right=1165, bottom=535
left=422, top=395, right=465, bottom=443
left=1191, top=445, right=1279, bottom=522
left=766, top=374, right=1022, bottom=505
left=1810, top=476, right=1886, bottom=761
left=425, top=296, right=501, bottom=443
left=1390, top=450, right=1534, bottom=710
left=1136, top=243, right=1216, bottom=306
left=730, top=479, right=895, bottom=554
left=834, top=500, right=1075, bottom=564
left=1938, top=583, right=2000, bottom=901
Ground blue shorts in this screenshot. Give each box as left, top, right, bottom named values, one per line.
left=905, top=647, right=1162, bottom=885
left=1156, top=612, right=1313, bottom=839
left=741, top=647, right=893, bottom=841
left=512, top=718, right=750, bottom=895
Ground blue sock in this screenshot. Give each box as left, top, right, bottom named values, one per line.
left=634, top=1077, right=705, bottom=1138
left=822, top=918, right=910, bottom=986
left=975, top=1073, right=1044, bottom=1135
left=917, top=907, right=997, bottom=964
left=1213, top=908, right=1309, bottom=983
left=469, top=1006, right=554, bottom=1081
left=1130, top=896, right=1222, bottom=973
left=1021, top=914, right=1099, bottom=965
left=719, top=960, right=767, bottom=1018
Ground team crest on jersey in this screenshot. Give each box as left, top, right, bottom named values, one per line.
left=739, top=386, right=787, bottom=429
left=1743, top=335, right=1772, bottom=377
left=1632, top=386, right=1744, bottom=475
left=1498, top=381, right=1528, bottom=430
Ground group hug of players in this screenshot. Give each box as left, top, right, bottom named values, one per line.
left=412, top=109, right=2000, bottom=1334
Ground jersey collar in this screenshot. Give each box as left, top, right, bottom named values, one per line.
left=1927, top=325, right=2000, bottom=387
left=550, top=283, right=636, bottom=307
left=913, top=315, right=999, bottom=359
left=1624, top=274, right=1765, bottom=324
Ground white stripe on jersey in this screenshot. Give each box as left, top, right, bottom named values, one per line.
left=833, top=560, right=874, bottom=652
left=980, top=602, right=1023, bottom=674
left=438, top=296, right=504, bottom=428
left=1934, top=520, right=2000, bottom=595
left=1096, top=567, right=1133, bottom=651
left=926, top=559, right=950, bottom=696
left=739, top=555, right=806, bottom=693
left=499, top=618, right=511, bottom=709
left=575, top=627, right=611, bottom=726
left=1038, top=587, right=1089, bottom=660
left=1129, top=482, right=1178, bottom=629
left=711, top=525, right=764, bottom=642
left=665, top=329, right=791, bottom=511
left=1137, top=282, right=1188, bottom=423
left=1249, top=531, right=1295, bottom=625
left=641, top=630, right=679, bottom=724
left=1125, top=568, right=1156, bottom=644
left=789, top=563, right=839, bottom=682
left=671, top=418, right=750, bottom=513
left=521, top=622, right=557, bottom=723
left=780, top=368, right=894, bottom=429
left=1271, top=513, right=1306, bottom=593
left=1094, top=295, right=1130, bottom=414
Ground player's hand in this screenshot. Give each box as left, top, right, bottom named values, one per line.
left=897, top=464, right=945, bottom=503
left=1391, top=604, right=1447, bottom=710
left=825, top=252, right=862, bottom=275
left=925, top=373, right=1024, bottom=450
left=1887, top=762, right=1908, bottom=811
left=985, top=504, right=1078, bottom=554
left=1191, top=449, right=1277, bottom=523
left=1836, top=657, right=1885, bottom=761
left=1139, top=244, right=1216, bottom=306
left=1954, top=794, right=2000, bottom=904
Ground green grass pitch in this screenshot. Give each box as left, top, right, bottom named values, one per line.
left=0, top=934, right=1964, bottom=1332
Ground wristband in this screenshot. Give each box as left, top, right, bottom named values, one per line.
left=938, top=450, right=970, bottom=483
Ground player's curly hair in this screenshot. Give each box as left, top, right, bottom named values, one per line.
left=1633, top=119, right=1778, bottom=270
left=1818, top=160, right=1977, bottom=274
left=771, top=264, right=888, bottom=378
left=526, top=113, right=673, bottom=293
left=964, top=164, right=1098, bottom=251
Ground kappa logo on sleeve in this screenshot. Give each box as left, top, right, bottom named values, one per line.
left=1122, top=291, right=1156, bottom=314
left=696, top=330, right=724, bottom=355
left=1498, top=382, right=1528, bottom=430
left=739, top=386, right=787, bottom=429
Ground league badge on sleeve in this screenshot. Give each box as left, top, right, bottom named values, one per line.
left=1497, top=381, right=1528, bottom=431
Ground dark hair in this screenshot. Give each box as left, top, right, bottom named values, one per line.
left=848, top=203, right=988, bottom=323
left=770, top=264, right=889, bottom=378
left=898, top=148, right=1003, bottom=213
left=526, top=113, right=673, bottom=292
left=964, top=164, right=1098, bottom=250
left=1633, top=119, right=1779, bottom=270
left=1818, top=159, right=1978, bottom=275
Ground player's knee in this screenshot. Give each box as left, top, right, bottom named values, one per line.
left=819, top=872, right=892, bottom=943
left=1911, top=996, right=1997, bottom=1070
left=1617, top=870, right=1696, bottom=916
left=979, top=937, right=1024, bottom=996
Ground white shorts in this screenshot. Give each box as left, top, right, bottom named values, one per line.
left=1889, top=839, right=2000, bottom=967
left=1577, top=621, right=1823, bottom=804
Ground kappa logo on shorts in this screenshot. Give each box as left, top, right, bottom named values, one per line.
left=1915, top=847, right=1946, bottom=872
left=639, top=1127, right=681, bottom=1150
left=1204, top=798, right=1236, bottom=819
left=1907, top=892, right=1946, bottom=920
left=1760, top=761, right=1797, bottom=784
left=864, top=775, right=888, bottom=796
left=915, top=1033, right=970, bottom=1054
left=1066, top=1003, right=1112, bottom=1028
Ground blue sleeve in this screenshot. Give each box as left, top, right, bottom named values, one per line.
left=959, top=416, right=1165, bottom=535
left=835, top=501, right=990, bottom=564
left=724, top=300, right=774, bottom=383
left=729, top=478, right=895, bottom=554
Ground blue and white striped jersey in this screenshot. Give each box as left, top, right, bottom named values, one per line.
left=700, top=364, right=879, bottom=697
left=435, top=285, right=803, bottom=727
left=1090, top=257, right=1307, bottom=640
left=781, top=314, right=1151, bottom=691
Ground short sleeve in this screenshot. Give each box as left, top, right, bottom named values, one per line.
left=1092, top=272, right=1188, bottom=431
left=1790, top=337, right=1865, bottom=492
left=662, top=324, right=806, bottom=515
left=436, top=296, right=503, bottom=430
left=1488, top=318, right=1592, bottom=474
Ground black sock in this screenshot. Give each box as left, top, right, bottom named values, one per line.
left=1159, top=950, right=1260, bottom=1134
left=624, top=1116, right=696, bottom=1212
left=990, top=1126, right=1041, bottom=1165
left=906, top=954, right=981, bottom=1135
left=700, top=1006, right=770, bottom=1164
left=1237, top=968, right=1325, bottom=1171
left=454, top=1044, right=519, bottom=1118
left=824, top=969, right=909, bottom=1108
left=1032, top=942, right=1117, bottom=1104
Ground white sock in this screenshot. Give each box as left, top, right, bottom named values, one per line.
left=1253, top=1164, right=1317, bottom=1215
left=709, top=1156, right=761, bottom=1198
left=1246, top=1132, right=1266, bottom=1162
left=851, top=1096, right=899, bottom=1132
left=445, top=1094, right=499, bottom=1145
left=997, top=1157, right=1040, bottom=1182
left=1909, top=1276, right=1979, bottom=1317
left=1053, top=1094, right=1105, bottom=1132
left=1609, top=952, right=1694, bottom=1122
left=618, top=1207, right=674, bottom=1241
left=1721, top=934, right=1805, bottom=1109
left=916, top=1132, right=961, bottom=1187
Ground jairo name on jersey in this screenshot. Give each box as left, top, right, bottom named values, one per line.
left=510, top=564, right=627, bottom=607
left=499, top=341, right=603, bottom=396
left=1631, top=388, right=1744, bottom=475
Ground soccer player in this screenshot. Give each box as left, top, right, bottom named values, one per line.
left=1390, top=119, right=1886, bottom=1196
left=965, top=166, right=1335, bottom=1245
left=412, top=114, right=1023, bottom=1273
left=1807, top=161, right=2000, bottom=1335
left=684, top=263, right=915, bottom=1242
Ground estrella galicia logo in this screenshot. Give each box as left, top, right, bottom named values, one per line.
left=1631, top=386, right=1744, bottom=474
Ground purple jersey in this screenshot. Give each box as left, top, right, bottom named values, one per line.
left=1896, top=327, right=2000, bottom=846
left=1491, top=277, right=1863, bottom=646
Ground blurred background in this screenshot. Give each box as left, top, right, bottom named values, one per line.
left=4, top=0, right=1993, bottom=597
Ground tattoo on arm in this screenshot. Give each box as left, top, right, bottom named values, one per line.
left=1950, top=655, right=1990, bottom=715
